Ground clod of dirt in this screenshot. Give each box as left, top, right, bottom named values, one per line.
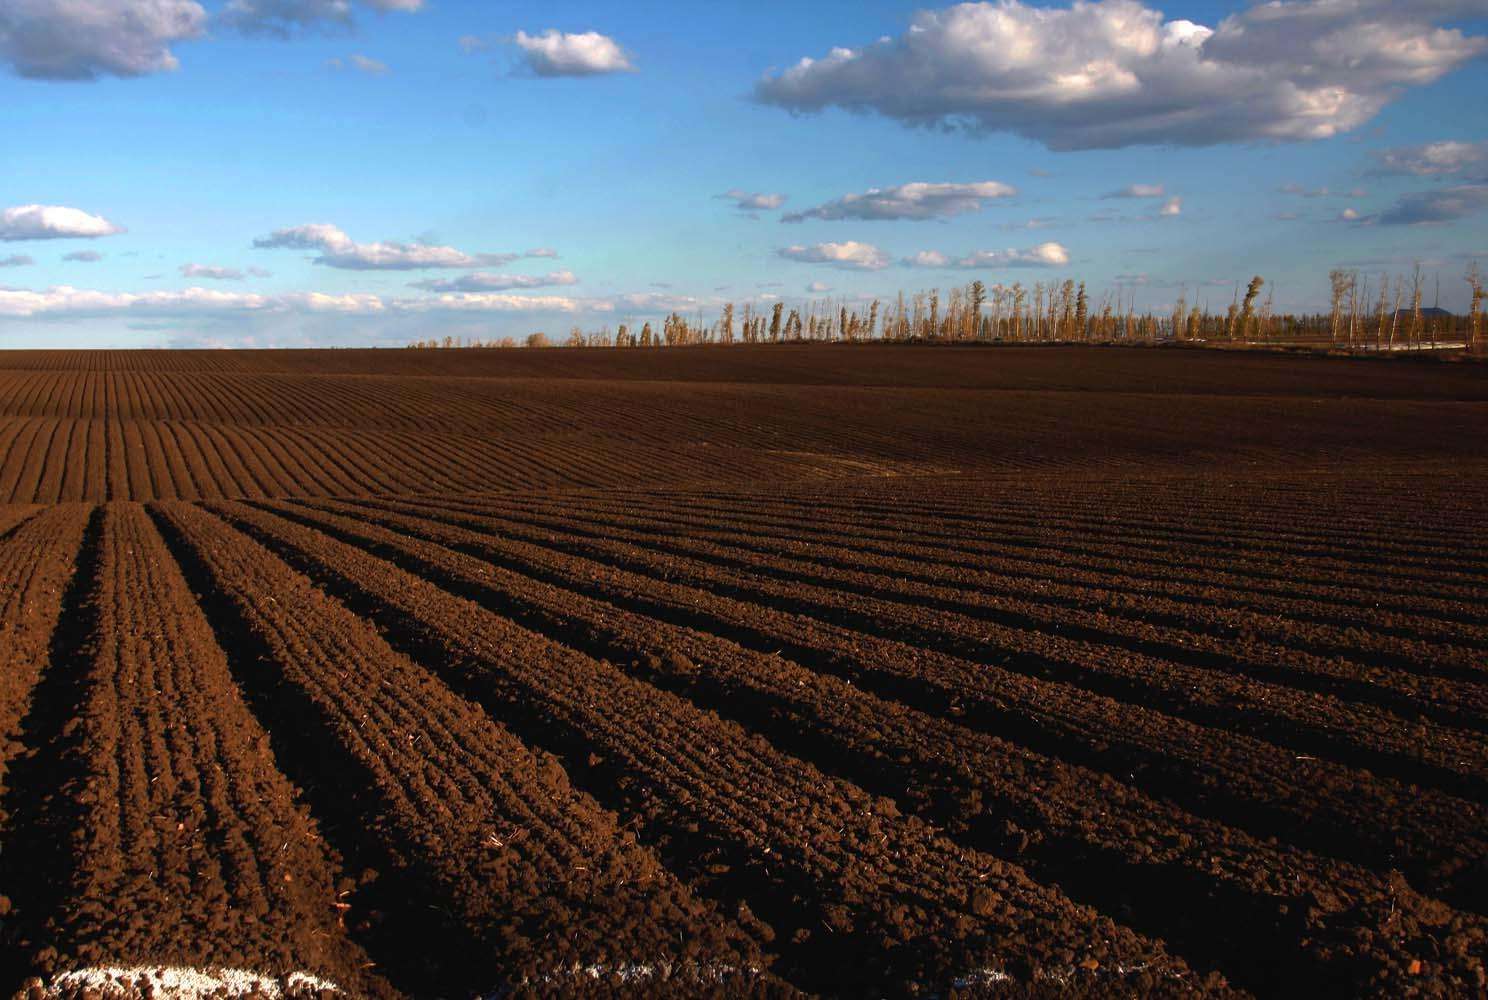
left=663, top=650, right=697, bottom=675
left=968, top=887, right=1000, bottom=918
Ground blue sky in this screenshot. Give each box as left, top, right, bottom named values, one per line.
left=2, top=0, right=1486, bottom=347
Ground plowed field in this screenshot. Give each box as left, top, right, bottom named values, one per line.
left=0, top=345, right=1484, bottom=998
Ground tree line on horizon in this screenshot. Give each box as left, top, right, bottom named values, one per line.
left=407, top=265, right=1486, bottom=355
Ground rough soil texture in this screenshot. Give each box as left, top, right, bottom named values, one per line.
left=0, top=345, right=1485, bottom=998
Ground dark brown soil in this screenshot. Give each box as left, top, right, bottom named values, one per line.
left=0, top=345, right=1485, bottom=998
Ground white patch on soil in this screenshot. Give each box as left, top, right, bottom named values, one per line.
left=507, top=961, right=762, bottom=991
left=27, top=966, right=341, bottom=998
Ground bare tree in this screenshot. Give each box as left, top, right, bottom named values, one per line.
left=1467, top=261, right=1485, bottom=353
left=1237, top=276, right=1263, bottom=342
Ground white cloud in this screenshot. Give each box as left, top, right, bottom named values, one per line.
left=776, top=241, right=892, bottom=270
left=1160, top=196, right=1182, bottom=216
left=755, top=0, right=1487, bottom=150
left=511, top=29, right=633, bottom=76
left=717, top=189, right=789, bottom=214
left=62, top=250, right=103, bottom=262
left=221, top=0, right=422, bottom=38
left=0, top=254, right=35, bottom=267
left=904, top=242, right=1070, bottom=269
left=395, top=292, right=587, bottom=314
left=328, top=53, right=388, bottom=75
left=181, top=263, right=253, bottom=280
left=606, top=291, right=707, bottom=314
left=525, top=247, right=559, bottom=258
left=253, top=223, right=518, bottom=270
left=0, top=284, right=585, bottom=319
left=903, top=250, right=950, bottom=268
left=1105, top=184, right=1166, bottom=199
left=1371, top=141, right=1488, bottom=178
left=410, top=270, right=578, bottom=292
left=806, top=281, right=832, bottom=293
left=1378, top=184, right=1488, bottom=226
left=0, top=0, right=206, bottom=80
left=783, top=181, right=1015, bottom=222
left=1, top=205, right=123, bottom=241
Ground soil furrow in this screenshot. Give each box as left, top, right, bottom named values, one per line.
left=200, top=499, right=1219, bottom=997
left=309, top=494, right=1488, bottom=909
left=150, top=501, right=778, bottom=998
left=239, top=497, right=1488, bottom=996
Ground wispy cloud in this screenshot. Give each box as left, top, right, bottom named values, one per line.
left=902, top=242, right=1070, bottom=269
left=62, top=250, right=103, bottom=262
left=1279, top=183, right=1367, bottom=198
left=0, top=284, right=586, bottom=320
left=410, top=270, right=578, bottom=292
left=327, top=53, right=389, bottom=75
left=782, top=181, right=1015, bottom=223
left=717, top=190, right=788, bottom=216
left=1370, top=140, right=1488, bottom=178
left=220, top=0, right=423, bottom=39
left=1378, top=184, right=1488, bottom=226
left=0, top=254, right=34, bottom=267
left=253, top=223, right=520, bottom=270
left=1104, top=184, right=1166, bottom=199
left=180, top=263, right=270, bottom=280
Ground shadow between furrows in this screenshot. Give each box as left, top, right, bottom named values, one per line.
left=215, top=502, right=917, bottom=996
left=293, top=496, right=1488, bottom=915
left=415, top=500, right=1488, bottom=800
left=144, top=503, right=487, bottom=1000
left=0, top=505, right=102, bottom=989
left=248, top=501, right=1336, bottom=997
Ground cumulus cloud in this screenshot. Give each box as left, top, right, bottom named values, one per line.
left=221, top=0, right=422, bottom=38
left=0, top=0, right=207, bottom=80
left=776, top=241, right=892, bottom=271
left=62, top=250, right=102, bottom=262
left=327, top=53, right=388, bottom=75
left=805, top=281, right=832, bottom=293
left=410, top=270, right=578, bottom=292
left=0, top=254, right=34, bottom=267
left=1371, top=141, right=1488, bottom=178
left=782, top=181, right=1015, bottom=223
left=253, top=223, right=519, bottom=270
left=755, top=0, right=1487, bottom=150
left=1105, top=183, right=1166, bottom=199
left=1160, top=196, right=1183, bottom=216
left=511, top=29, right=633, bottom=76
left=903, top=242, right=1070, bottom=269
left=1378, top=185, right=1488, bottom=226
left=1, top=205, right=123, bottom=241
left=717, top=189, right=788, bottom=215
